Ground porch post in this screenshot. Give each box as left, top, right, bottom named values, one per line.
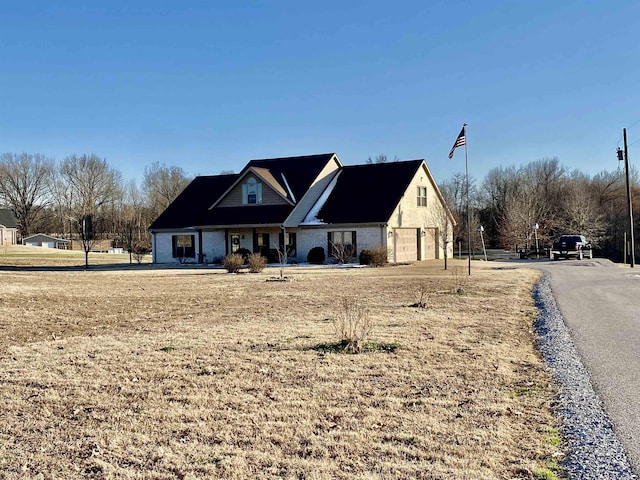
left=281, top=225, right=287, bottom=265
left=252, top=227, right=257, bottom=253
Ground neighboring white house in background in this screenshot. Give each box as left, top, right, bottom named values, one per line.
left=0, top=208, right=18, bottom=246
left=149, top=153, right=456, bottom=264
left=22, top=233, right=71, bottom=249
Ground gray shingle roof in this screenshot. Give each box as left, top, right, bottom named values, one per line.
left=0, top=209, right=17, bottom=228
left=149, top=154, right=338, bottom=230
left=148, top=155, right=425, bottom=230
left=316, top=160, right=424, bottom=224
left=149, top=175, right=238, bottom=230
left=242, top=153, right=337, bottom=202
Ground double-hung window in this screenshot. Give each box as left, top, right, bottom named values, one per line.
left=172, top=234, right=195, bottom=258
left=417, top=186, right=427, bottom=207
left=328, top=231, right=356, bottom=260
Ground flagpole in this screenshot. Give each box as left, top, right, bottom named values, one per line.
left=464, top=123, right=471, bottom=276
left=447, top=123, right=470, bottom=274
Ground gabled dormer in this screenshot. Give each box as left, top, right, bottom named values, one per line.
left=210, top=168, right=295, bottom=209
left=243, top=177, right=262, bottom=205
left=209, top=153, right=339, bottom=211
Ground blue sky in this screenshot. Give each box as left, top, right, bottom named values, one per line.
left=2, top=1, right=639, bottom=185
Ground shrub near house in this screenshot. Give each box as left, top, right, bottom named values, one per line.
left=307, top=246, right=325, bottom=264
left=359, top=246, right=389, bottom=267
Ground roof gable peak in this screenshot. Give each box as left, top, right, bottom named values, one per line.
left=210, top=153, right=339, bottom=210
left=209, top=166, right=295, bottom=209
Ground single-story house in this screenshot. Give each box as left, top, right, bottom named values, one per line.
left=149, top=153, right=456, bottom=264
left=0, top=208, right=18, bottom=246
left=22, top=233, right=71, bottom=249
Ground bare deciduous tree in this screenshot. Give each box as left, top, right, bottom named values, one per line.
left=116, top=179, right=150, bottom=263
left=480, top=160, right=565, bottom=250
left=58, top=154, right=123, bottom=267
left=425, top=200, right=456, bottom=270
left=439, top=173, right=478, bottom=251
left=0, top=153, right=54, bottom=238
left=365, top=154, right=399, bottom=164
left=142, top=162, right=191, bottom=222
left=480, top=166, right=523, bottom=247
left=562, top=173, right=607, bottom=245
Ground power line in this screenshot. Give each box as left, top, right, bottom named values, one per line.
left=628, top=119, right=640, bottom=130
left=628, top=137, right=640, bottom=148
left=617, top=119, right=640, bottom=147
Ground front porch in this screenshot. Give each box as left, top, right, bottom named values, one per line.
left=226, top=228, right=297, bottom=263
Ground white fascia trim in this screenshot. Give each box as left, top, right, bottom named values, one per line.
left=300, top=170, right=341, bottom=225
left=280, top=173, right=296, bottom=204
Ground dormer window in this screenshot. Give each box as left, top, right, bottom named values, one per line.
left=242, top=178, right=263, bottom=205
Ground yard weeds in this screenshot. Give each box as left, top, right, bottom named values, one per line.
left=333, top=297, right=373, bottom=353
left=450, top=265, right=469, bottom=293
left=0, top=252, right=563, bottom=479
left=411, top=282, right=430, bottom=308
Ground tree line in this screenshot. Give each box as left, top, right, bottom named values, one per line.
left=439, top=157, right=640, bottom=262
left=0, top=153, right=193, bottom=253
left=2, top=152, right=637, bottom=263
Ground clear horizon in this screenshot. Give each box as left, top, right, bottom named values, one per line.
left=2, top=1, right=639, bottom=185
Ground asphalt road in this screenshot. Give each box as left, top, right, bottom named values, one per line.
left=533, top=257, right=640, bottom=474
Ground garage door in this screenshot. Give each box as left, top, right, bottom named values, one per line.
left=394, top=228, right=418, bottom=262
left=422, top=228, right=437, bottom=260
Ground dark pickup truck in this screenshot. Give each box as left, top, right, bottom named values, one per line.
left=551, top=234, right=593, bottom=260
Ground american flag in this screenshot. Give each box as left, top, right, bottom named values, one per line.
left=448, top=125, right=466, bottom=159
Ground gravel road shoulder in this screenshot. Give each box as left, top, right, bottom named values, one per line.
left=533, top=272, right=637, bottom=479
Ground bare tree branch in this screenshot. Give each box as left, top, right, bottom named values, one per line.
left=0, top=152, right=54, bottom=237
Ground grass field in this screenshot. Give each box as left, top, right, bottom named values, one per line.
left=0, top=244, right=150, bottom=267
left=0, top=246, right=563, bottom=479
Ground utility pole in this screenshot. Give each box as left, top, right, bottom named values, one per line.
left=617, top=128, right=635, bottom=268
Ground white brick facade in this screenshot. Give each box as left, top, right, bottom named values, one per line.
left=385, top=163, right=454, bottom=260
left=201, top=230, right=227, bottom=262
left=296, top=226, right=388, bottom=263
left=153, top=232, right=178, bottom=264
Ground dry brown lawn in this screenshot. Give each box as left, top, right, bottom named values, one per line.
left=0, top=247, right=562, bottom=479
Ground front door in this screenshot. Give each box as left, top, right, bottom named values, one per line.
left=256, top=233, right=270, bottom=259
left=230, top=234, right=241, bottom=253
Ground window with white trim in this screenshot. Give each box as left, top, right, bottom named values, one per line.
left=417, top=186, right=427, bottom=207
left=242, top=178, right=263, bottom=204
